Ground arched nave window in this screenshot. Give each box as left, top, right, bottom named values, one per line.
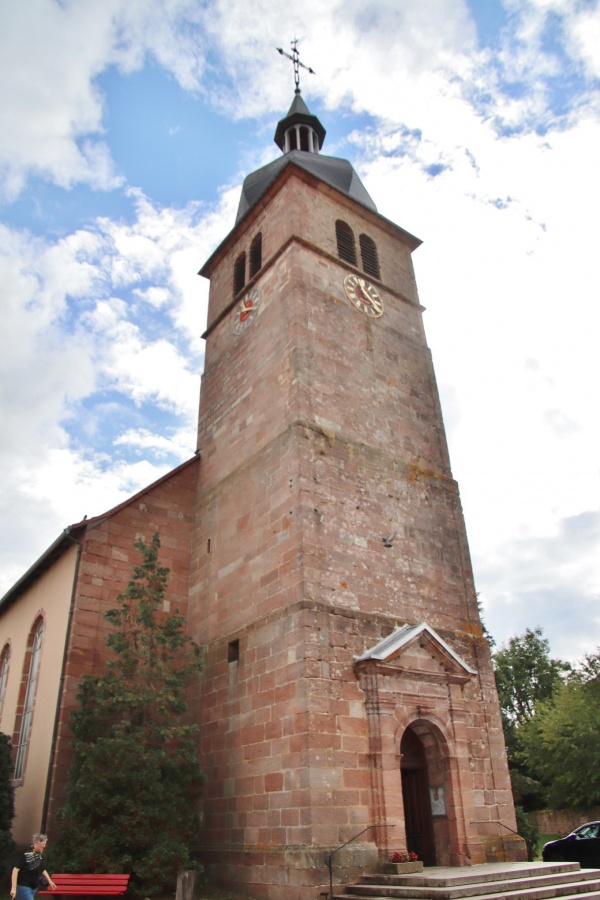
left=13, top=618, right=44, bottom=780
left=0, top=644, right=10, bottom=723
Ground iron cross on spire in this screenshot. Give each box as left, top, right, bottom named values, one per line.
left=276, top=39, right=315, bottom=94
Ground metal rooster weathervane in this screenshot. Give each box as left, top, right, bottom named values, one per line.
left=276, top=39, right=315, bottom=94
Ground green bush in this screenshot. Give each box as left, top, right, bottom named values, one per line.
left=515, top=804, right=539, bottom=861
left=0, top=734, right=15, bottom=879
left=51, top=534, right=204, bottom=896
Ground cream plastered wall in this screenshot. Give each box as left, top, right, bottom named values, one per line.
left=0, top=543, right=77, bottom=845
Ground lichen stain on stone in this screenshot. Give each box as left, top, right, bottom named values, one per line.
left=316, top=423, right=337, bottom=447
left=407, top=457, right=450, bottom=484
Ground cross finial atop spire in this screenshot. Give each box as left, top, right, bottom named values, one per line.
left=276, top=39, right=315, bottom=94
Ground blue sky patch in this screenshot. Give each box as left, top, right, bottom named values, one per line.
left=424, top=162, right=448, bottom=178
left=467, top=0, right=510, bottom=48
left=99, top=65, right=250, bottom=206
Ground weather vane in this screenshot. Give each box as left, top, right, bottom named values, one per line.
left=276, top=39, right=315, bottom=94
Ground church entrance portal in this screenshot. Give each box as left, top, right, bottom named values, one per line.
left=400, top=727, right=436, bottom=865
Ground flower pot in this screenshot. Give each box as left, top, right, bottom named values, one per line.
left=385, top=861, right=424, bottom=874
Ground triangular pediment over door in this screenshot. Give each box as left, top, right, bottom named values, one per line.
left=355, top=621, right=477, bottom=685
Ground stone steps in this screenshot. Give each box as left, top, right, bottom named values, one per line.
left=335, top=863, right=600, bottom=900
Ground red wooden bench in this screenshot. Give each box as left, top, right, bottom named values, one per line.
left=38, top=874, right=130, bottom=896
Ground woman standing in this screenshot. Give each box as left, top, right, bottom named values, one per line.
left=10, top=833, right=56, bottom=900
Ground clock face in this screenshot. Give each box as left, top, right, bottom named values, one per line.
left=233, top=288, right=261, bottom=334
left=343, top=274, right=383, bottom=317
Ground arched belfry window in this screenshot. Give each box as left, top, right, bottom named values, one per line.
left=250, top=233, right=262, bottom=278
left=233, top=252, right=246, bottom=297
left=336, top=220, right=357, bottom=266
left=13, top=618, right=44, bottom=780
left=360, top=233, right=380, bottom=279
left=0, top=644, right=10, bottom=722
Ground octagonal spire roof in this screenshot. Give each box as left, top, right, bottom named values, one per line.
left=235, top=92, right=376, bottom=224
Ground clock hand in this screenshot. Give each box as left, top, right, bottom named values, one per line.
left=239, top=301, right=256, bottom=317
left=354, top=284, right=372, bottom=306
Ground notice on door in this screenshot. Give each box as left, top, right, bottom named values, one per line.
left=430, top=786, right=446, bottom=816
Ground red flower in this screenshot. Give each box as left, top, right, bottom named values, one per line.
left=390, top=851, right=419, bottom=863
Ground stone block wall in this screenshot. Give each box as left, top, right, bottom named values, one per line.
left=529, top=807, right=600, bottom=835
left=196, top=591, right=520, bottom=895
left=46, top=457, right=198, bottom=833
left=197, top=600, right=386, bottom=898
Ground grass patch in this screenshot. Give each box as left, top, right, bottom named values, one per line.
left=534, top=833, right=563, bottom=860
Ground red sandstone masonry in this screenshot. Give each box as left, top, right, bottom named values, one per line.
left=189, top=164, right=522, bottom=895
left=45, top=458, right=198, bottom=834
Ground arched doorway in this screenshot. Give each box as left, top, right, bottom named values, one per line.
left=400, top=727, right=436, bottom=865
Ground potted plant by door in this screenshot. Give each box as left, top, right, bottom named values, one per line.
left=386, top=851, right=423, bottom=874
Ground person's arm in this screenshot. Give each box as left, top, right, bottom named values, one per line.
left=10, top=866, right=19, bottom=897
left=42, top=871, right=56, bottom=890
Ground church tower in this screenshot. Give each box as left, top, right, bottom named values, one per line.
left=188, top=67, right=524, bottom=898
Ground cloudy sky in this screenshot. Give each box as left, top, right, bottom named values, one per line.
left=1, top=0, right=599, bottom=662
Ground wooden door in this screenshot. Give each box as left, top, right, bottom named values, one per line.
left=400, top=728, right=436, bottom=865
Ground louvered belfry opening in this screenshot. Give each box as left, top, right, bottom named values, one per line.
left=360, top=233, right=380, bottom=279
left=249, top=233, right=262, bottom=277
left=336, top=219, right=357, bottom=266
left=233, top=252, right=246, bottom=296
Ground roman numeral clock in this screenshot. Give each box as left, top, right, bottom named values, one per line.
left=343, top=273, right=384, bottom=317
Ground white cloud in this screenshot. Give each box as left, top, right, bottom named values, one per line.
left=0, top=0, right=119, bottom=197
left=114, top=428, right=193, bottom=458
left=0, top=226, right=97, bottom=459
left=0, top=444, right=174, bottom=590
left=568, top=6, right=600, bottom=78
left=0, top=182, right=234, bottom=595
left=85, top=299, right=197, bottom=414
left=479, top=510, right=600, bottom=661
left=133, top=286, right=170, bottom=308
left=0, top=0, right=211, bottom=198
left=498, top=0, right=600, bottom=110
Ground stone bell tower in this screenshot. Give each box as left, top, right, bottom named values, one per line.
left=187, top=72, right=524, bottom=899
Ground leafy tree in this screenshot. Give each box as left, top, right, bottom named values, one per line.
left=51, top=534, right=204, bottom=897
left=494, top=627, right=569, bottom=773
left=0, top=733, right=15, bottom=879
left=493, top=627, right=570, bottom=729
left=569, top=649, right=600, bottom=684
left=492, top=627, right=570, bottom=853
left=520, top=656, right=600, bottom=808
left=492, top=632, right=600, bottom=834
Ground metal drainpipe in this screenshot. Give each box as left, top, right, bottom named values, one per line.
left=40, top=527, right=82, bottom=832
